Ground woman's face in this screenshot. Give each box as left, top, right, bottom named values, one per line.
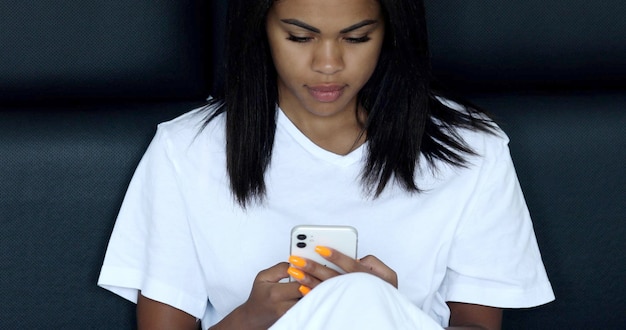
left=266, top=0, right=384, bottom=123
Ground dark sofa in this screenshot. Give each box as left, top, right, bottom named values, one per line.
left=1, top=1, right=624, bottom=329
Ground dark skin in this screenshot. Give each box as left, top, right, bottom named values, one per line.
left=137, top=294, right=199, bottom=330
left=137, top=248, right=502, bottom=330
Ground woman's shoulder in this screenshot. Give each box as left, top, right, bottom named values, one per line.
left=156, top=103, right=226, bottom=146
left=433, top=95, right=510, bottom=155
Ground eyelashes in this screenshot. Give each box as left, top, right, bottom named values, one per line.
left=346, top=36, right=371, bottom=43
left=286, top=35, right=312, bottom=43
left=286, top=34, right=371, bottom=44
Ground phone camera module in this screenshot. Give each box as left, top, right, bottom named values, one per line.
left=297, top=242, right=306, bottom=248
left=297, top=234, right=307, bottom=240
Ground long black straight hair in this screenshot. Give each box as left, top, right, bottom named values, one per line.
left=206, top=0, right=494, bottom=207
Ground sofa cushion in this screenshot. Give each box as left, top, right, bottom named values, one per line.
left=425, top=0, right=626, bottom=91
left=0, top=1, right=211, bottom=103
left=0, top=101, right=204, bottom=329
left=478, top=92, right=626, bottom=329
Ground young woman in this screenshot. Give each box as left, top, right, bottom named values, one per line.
left=98, top=0, right=554, bottom=329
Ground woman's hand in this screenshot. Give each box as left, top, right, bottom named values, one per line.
left=288, top=246, right=398, bottom=293
left=210, top=262, right=302, bottom=330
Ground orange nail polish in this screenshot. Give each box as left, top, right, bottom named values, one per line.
left=288, top=267, right=305, bottom=280
left=299, top=285, right=311, bottom=296
left=289, top=255, right=307, bottom=268
left=315, top=246, right=332, bottom=257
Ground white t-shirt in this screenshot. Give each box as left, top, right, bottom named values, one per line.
left=98, top=104, right=554, bottom=328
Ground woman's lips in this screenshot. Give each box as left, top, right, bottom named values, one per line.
left=307, top=85, right=345, bottom=102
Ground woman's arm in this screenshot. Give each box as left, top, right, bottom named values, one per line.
left=290, top=247, right=502, bottom=329
left=446, top=302, right=502, bottom=330
left=136, top=263, right=301, bottom=330
left=210, top=262, right=302, bottom=330
left=137, top=293, right=199, bottom=330
left=137, top=262, right=302, bottom=330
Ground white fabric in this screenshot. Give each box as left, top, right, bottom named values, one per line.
left=270, top=273, right=443, bottom=330
left=98, top=103, right=554, bottom=329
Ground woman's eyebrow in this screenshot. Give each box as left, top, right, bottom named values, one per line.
left=280, top=19, right=320, bottom=33
left=279, top=19, right=379, bottom=34
left=340, top=20, right=378, bottom=33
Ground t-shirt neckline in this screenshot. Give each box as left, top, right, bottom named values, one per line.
left=277, top=107, right=365, bottom=167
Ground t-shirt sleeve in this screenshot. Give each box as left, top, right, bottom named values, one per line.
left=97, top=125, right=207, bottom=319
left=441, top=131, right=555, bottom=308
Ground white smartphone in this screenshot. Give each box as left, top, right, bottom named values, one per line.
left=290, top=225, right=358, bottom=274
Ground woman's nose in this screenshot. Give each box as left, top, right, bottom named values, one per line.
left=311, top=40, right=344, bottom=75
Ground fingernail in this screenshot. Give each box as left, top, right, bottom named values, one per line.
left=299, top=285, right=311, bottom=296
left=315, top=246, right=332, bottom=257
left=288, top=267, right=305, bottom=280
left=289, top=255, right=307, bottom=268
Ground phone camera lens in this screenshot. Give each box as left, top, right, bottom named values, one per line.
left=297, top=234, right=307, bottom=240
left=297, top=242, right=306, bottom=248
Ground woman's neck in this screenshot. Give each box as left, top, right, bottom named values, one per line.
left=282, top=106, right=367, bottom=155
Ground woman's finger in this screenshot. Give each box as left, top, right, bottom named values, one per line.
left=287, top=258, right=331, bottom=289
left=358, top=255, right=398, bottom=288
left=309, top=248, right=398, bottom=288
left=289, top=248, right=398, bottom=289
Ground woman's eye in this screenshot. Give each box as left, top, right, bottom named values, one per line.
left=345, top=36, right=371, bottom=43
left=287, top=35, right=312, bottom=43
